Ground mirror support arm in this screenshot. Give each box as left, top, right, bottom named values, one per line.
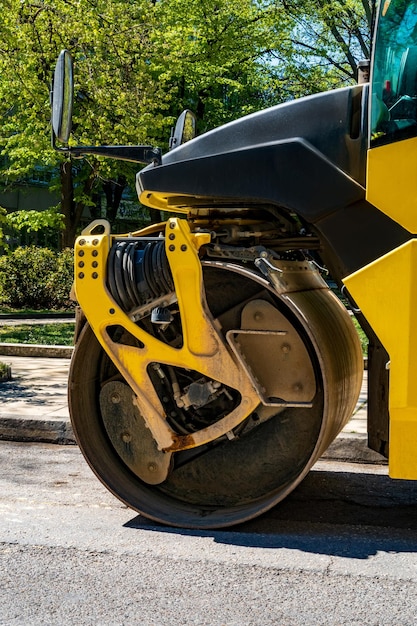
left=52, top=140, right=162, bottom=166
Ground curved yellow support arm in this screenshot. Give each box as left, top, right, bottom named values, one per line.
left=74, top=218, right=259, bottom=452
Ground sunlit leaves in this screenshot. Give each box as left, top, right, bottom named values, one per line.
left=269, top=0, right=373, bottom=93
left=6, top=207, right=65, bottom=232
left=151, top=0, right=291, bottom=129
left=0, top=0, right=372, bottom=244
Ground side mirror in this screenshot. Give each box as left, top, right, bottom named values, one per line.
left=51, top=50, right=74, bottom=145
left=169, top=110, right=197, bottom=150
left=49, top=51, right=162, bottom=165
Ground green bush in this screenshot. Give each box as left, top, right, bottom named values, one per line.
left=0, top=246, right=75, bottom=310
left=47, top=248, right=75, bottom=309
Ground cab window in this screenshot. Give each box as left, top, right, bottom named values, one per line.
left=371, top=0, right=417, bottom=146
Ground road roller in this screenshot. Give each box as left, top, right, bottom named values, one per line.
left=51, top=0, right=417, bottom=528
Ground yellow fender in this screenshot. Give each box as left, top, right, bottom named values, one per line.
left=344, top=239, right=417, bottom=478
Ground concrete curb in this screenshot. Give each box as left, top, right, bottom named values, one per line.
left=0, top=343, right=384, bottom=466
left=0, top=415, right=75, bottom=445
left=0, top=418, right=386, bottom=465
left=0, top=413, right=386, bottom=466
left=0, top=343, right=73, bottom=358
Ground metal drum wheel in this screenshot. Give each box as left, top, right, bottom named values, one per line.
left=68, top=262, right=363, bottom=529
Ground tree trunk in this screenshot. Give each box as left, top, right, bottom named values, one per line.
left=60, top=161, right=75, bottom=249
left=60, top=161, right=97, bottom=248
left=103, top=175, right=127, bottom=225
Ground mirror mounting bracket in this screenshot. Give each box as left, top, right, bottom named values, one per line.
left=51, top=135, right=162, bottom=166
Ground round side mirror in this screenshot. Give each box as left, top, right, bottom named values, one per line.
left=51, top=50, right=74, bottom=144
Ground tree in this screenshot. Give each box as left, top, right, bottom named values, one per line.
left=151, top=0, right=373, bottom=126
left=151, top=0, right=292, bottom=130
left=0, top=0, right=173, bottom=247
left=268, top=0, right=374, bottom=97
left=0, top=0, right=373, bottom=247
left=5, top=207, right=64, bottom=249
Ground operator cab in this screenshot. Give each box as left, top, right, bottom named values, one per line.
left=371, top=0, right=417, bottom=145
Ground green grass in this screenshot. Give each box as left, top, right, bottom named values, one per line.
left=0, top=296, right=368, bottom=356
left=0, top=323, right=75, bottom=345
left=0, top=319, right=367, bottom=355
left=352, top=316, right=368, bottom=356
left=0, top=307, right=73, bottom=315
left=0, top=361, right=11, bottom=379
left=0, top=317, right=368, bottom=353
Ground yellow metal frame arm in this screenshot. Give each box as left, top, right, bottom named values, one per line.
left=74, top=218, right=259, bottom=452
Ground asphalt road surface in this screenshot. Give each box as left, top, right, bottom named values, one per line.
left=2, top=440, right=417, bottom=625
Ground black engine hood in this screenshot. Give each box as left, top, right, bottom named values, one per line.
left=137, top=85, right=367, bottom=222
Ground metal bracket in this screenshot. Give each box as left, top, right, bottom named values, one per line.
left=73, top=218, right=261, bottom=453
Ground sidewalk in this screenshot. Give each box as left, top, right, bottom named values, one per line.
left=0, top=351, right=385, bottom=464
left=0, top=354, right=73, bottom=444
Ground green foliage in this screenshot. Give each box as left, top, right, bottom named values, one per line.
left=0, top=246, right=75, bottom=310
left=270, top=0, right=372, bottom=94
left=152, top=0, right=290, bottom=130
left=5, top=208, right=64, bottom=233
left=352, top=315, right=369, bottom=356
left=0, top=0, right=168, bottom=243
left=0, top=0, right=372, bottom=167
left=48, top=248, right=75, bottom=308
left=0, top=207, right=8, bottom=250
left=0, top=0, right=372, bottom=241
left=5, top=207, right=65, bottom=248
left=0, top=361, right=11, bottom=379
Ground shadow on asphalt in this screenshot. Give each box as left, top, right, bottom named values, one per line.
left=124, top=468, right=417, bottom=559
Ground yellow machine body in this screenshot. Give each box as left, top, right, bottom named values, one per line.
left=345, top=137, right=417, bottom=479
left=345, top=240, right=417, bottom=478
left=344, top=0, right=417, bottom=479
